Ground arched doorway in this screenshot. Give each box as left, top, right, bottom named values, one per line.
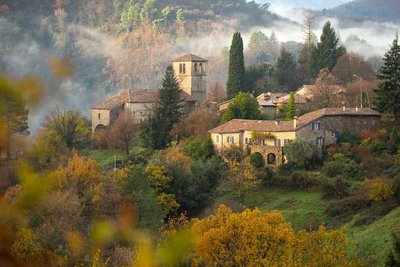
left=267, top=153, right=276, bottom=165
left=94, top=124, right=106, bottom=131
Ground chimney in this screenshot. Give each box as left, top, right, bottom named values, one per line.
left=342, top=106, right=346, bottom=112
left=293, top=116, right=298, bottom=129
left=356, top=106, right=359, bottom=112
left=275, top=121, right=279, bottom=126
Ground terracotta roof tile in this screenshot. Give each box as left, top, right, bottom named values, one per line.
left=92, top=89, right=196, bottom=110
left=172, top=53, right=208, bottom=62
left=209, top=108, right=380, bottom=134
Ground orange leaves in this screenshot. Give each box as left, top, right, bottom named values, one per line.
left=51, top=150, right=102, bottom=190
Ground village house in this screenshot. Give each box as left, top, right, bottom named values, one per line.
left=209, top=107, right=381, bottom=167
left=218, top=91, right=307, bottom=116
left=91, top=53, right=207, bottom=131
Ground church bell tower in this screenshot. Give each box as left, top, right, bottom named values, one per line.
left=172, top=53, right=207, bottom=106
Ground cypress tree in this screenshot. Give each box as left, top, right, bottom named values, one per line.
left=374, top=34, right=400, bottom=118
left=227, top=32, right=246, bottom=99
left=150, top=65, right=183, bottom=149
left=285, top=92, right=296, bottom=120
left=311, top=21, right=346, bottom=79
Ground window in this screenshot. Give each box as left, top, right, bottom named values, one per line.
left=179, top=63, right=182, bottom=74
left=245, top=137, right=249, bottom=144
left=311, top=121, right=321, bottom=131
left=227, top=136, right=234, bottom=144
left=182, top=63, right=186, bottom=74
left=284, top=139, right=288, bottom=146
left=199, top=63, right=203, bottom=73
left=332, top=131, right=340, bottom=138
left=194, top=63, right=198, bottom=73
left=98, top=113, right=101, bottom=120
left=275, top=139, right=281, bottom=147
left=316, top=137, right=324, bottom=147
left=216, top=135, right=220, bottom=143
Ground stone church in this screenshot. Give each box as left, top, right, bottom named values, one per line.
left=91, top=53, right=207, bottom=131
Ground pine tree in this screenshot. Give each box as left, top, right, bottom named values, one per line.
left=275, top=47, right=296, bottom=89
left=227, top=32, right=246, bottom=99
left=374, top=34, right=400, bottom=118
left=285, top=92, right=296, bottom=120
left=311, top=21, right=346, bottom=79
left=150, top=65, right=184, bottom=149
left=298, top=11, right=316, bottom=83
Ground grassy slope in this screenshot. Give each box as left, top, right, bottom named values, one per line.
left=217, top=186, right=399, bottom=266
left=81, top=147, right=147, bottom=167
left=244, top=187, right=329, bottom=229
left=347, top=207, right=400, bottom=266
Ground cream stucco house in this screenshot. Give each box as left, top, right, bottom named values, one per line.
left=209, top=107, right=381, bottom=167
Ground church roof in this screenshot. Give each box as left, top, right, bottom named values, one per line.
left=92, top=89, right=196, bottom=110
left=172, top=53, right=208, bottom=62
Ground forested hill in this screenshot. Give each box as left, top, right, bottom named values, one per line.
left=0, top=0, right=288, bottom=125
left=2, top=0, right=283, bottom=31
left=324, top=0, right=400, bottom=23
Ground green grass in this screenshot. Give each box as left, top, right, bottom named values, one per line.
left=243, top=187, right=330, bottom=229
left=84, top=149, right=125, bottom=167
left=347, top=207, right=400, bottom=267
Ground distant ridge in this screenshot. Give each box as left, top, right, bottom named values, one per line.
left=324, top=0, right=400, bottom=23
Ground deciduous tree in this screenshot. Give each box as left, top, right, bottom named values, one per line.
left=108, top=110, right=137, bottom=155
left=221, top=92, right=263, bottom=123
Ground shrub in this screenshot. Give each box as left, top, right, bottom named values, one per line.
left=222, top=145, right=243, bottom=163
left=368, top=179, right=394, bottom=202
left=284, top=140, right=321, bottom=168
left=322, top=177, right=349, bottom=199
left=337, top=131, right=360, bottom=146
left=289, top=171, right=317, bottom=189
left=183, top=137, right=214, bottom=161
left=250, top=153, right=264, bottom=168
left=369, top=140, right=388, bottom=153
left=322, top=158, right=365, bottom=181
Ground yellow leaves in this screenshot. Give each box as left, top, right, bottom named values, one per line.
left=157, top=193, right=180, bottom=214
left=52, top=151, right=102, bottom=190
left=368, top=179, right=394, bottom=202
left=66, top=230, right=84, bottom=257
left=11, top=227, right=41, bottom=261
left=164, top=147, right=191, bottom=174
left=145, top=165, right=171, bottom=191
left=191, top=205, right=362, bottom=267
left=48, top=56, right=75, bottom=79
left=90, top=221, right=115, bottom=250
left=16, top=163, right=52, bottom=209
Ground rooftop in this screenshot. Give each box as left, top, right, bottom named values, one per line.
left=92, top=89, right=196, bottom=110
left=209, top=108, right=380, bottom=134
left=172, top=53, right=208, bottom=62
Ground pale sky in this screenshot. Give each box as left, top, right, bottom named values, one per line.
left=254, top=0, right=353, bottom=10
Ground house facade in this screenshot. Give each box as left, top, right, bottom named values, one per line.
left=91, top=53, right=206, bottom=131
left=209, top=108, right=381, bottom=167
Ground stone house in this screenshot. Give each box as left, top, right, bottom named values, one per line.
left=91, top=89, right=196, bottom=131
left=209, top=107, right=381, bottom=167
left=91, top=53, right=206, bottom=131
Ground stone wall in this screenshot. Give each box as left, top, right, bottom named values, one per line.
left=296, top=115, right=381, bottom=146
left=250, top=145, right=284, bottom=167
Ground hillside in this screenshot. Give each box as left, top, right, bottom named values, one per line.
left=324, top=0, right=400, bottom=23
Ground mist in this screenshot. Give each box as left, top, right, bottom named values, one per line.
left=1, top=4, right=398, bottom=133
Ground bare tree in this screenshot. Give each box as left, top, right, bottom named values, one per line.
left=310, top=68, right=344, bottom=109
left=108, top=111, right=137, bottom=155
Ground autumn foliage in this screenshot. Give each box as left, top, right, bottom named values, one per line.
left=192, top=205, right=363, bottom=267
